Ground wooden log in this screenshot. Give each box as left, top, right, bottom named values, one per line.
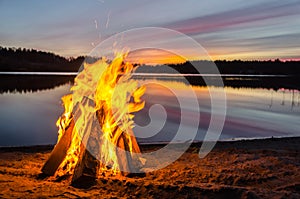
left=96, top=103, right=142, bottom=174
left=71, top=145, right=99, bottom=184
left=116, top=132, right=143, bottom=175
left=71, top=98, right=143, bottom=180
left=96, top=107, right=132, bottom=173
left=127, top=129, right=141, bottom=154
left=72, top=116, right=101, bottom=183
left=41, top=119, right=75, bottom=176
left=116, top=134, right=131, bottom=174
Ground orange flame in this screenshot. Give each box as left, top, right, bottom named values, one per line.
left=55, top=52, right=145, bottom=177
left=56, top=94, right=73, bottom=142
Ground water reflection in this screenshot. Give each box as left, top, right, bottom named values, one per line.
left=0, top=75, right=299, bottom=146
left=134, top=81, right=300, bottom=144
left=0, top=84, right=71, bottom=146
left=134, top=74, right=300, bottom=90
left=0, top=74, right=74, bottom=94
left=1, top=73, right=299, bottom=94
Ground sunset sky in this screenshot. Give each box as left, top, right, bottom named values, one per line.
left=0, top=0, right=300, bottom=60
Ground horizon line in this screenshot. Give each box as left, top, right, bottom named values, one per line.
left=1, top=45, right=300, bottom=63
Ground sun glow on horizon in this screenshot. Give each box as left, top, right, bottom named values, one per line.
left=126, top=49, right=187, bottom=65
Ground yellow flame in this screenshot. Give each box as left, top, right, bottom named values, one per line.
left=55, top=52, right=145, bottom=177
left=56, top=94, right=73, bottom=142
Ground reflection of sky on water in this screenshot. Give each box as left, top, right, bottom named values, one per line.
left=135, top=81, right=300, bottom=143
left=0, top=80, right=299, bottom=146
left=0, top=84, right=71, bottom=146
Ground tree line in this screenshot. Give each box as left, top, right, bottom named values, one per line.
left=0, top=46, right=84, bottom=72
left=1, top=46, right=299, bottom=75
left=168, top=59, right=300, bottom=75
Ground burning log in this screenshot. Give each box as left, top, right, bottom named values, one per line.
left=95, top=103, right=143, bottom=175
left=42, top=112, right=143, bottom=180
left=41, top=119, right=74, bottom=176
left=41, top=53, right=146, bottom=182
left=71, top=144, right=99, bottom=183
left=116, top=133, right=138, bottom=175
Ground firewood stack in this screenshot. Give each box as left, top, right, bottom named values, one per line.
left=41, top=99, right=143, bottom=183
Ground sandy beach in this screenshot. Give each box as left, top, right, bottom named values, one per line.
left=0, top=137, right=299, bottom=199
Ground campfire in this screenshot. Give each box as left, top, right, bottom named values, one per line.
left=41, top=52, right=146, bottom=183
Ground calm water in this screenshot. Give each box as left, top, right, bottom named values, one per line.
left=0, top=74, right=299, bottom=146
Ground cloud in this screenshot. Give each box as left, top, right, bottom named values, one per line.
left=165, top=1, right=300, bottom=35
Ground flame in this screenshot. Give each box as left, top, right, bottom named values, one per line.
left=56, top=94, right=73, bottom=142
left=55, top=52, right=145, bottom=177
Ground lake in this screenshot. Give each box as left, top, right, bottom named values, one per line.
left=0, top=74, right=299, bottom=146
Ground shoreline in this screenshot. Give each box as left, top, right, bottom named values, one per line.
left=1, top=136, right=299, bottom=152
left=1, top=73, right=300, bottom=94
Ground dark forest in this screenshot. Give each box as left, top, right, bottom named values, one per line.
left=1, top=46, right=299, bottom=75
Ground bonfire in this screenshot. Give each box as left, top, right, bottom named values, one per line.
left=41, top=52, right=146, bottom=183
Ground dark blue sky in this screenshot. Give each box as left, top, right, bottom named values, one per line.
left=0, top=0, right=299, bottom=60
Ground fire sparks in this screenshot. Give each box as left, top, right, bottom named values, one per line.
left=50, top=52, right=145, bottom=178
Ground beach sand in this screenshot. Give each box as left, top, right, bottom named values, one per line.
left=0, top=137, right=299, bottom=198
